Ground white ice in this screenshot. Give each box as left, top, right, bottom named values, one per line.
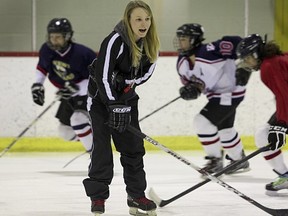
left=0, top=150, right=287, bottom=216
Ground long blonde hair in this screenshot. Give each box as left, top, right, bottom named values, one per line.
left=123, top=0, right=160, bottom=67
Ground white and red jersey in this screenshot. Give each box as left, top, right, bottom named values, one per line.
left=177, top=36, right=246, bottom=105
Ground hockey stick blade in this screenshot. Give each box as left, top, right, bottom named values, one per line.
left=148, top=188, right=162, bottom=207
left=63, top=151, right=88, bottom=168
left=149, top=145, right=269, bottom=207
left=267, top=209, right=288, bottom=216
left=127, top=126, right=288, bottom=216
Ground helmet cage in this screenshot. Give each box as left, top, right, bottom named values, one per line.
left=173, top=35, right=195, bottom=56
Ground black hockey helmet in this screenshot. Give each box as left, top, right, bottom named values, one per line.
left=236, top=34, right=265, bottom=60
left=174, top=23, right=205, bottom=56
left=46, top=18, right=74, bottom=50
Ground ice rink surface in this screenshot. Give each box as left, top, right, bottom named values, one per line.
left=0, top=150, right=288, bottom=216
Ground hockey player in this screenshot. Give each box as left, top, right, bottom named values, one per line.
left=174, top=23, right=251, bottom=176
left=31, top=18, right=96, bottom=152
left=82, top=1, right=160, bottom=215
left=236, top=34, right=288, bottom=196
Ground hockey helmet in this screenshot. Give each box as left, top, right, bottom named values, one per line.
left=236, top=34, right=265, bottom=60
left=46, top=18, right=73, bottom=50
left=174, top=23, right=205, bottom=56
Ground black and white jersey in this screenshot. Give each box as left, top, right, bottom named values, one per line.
left=89, top=23, right=157, bottom=104
left=177, top=36, right=246, bottom=105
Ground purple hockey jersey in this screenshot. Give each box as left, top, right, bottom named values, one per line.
left=36, top=43, right=96, bottom=89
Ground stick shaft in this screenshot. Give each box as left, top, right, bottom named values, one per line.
left=0, top=99, right=58, bottom=157
left=62, top=151, right=88, bottom=168
left=127, top=126, right=286, bottom=215
left=139, top=96, right=181, bottom=122
left=158, top=146, right=268, bottom=206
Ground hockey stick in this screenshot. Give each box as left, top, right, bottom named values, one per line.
left=127, top=125, right=288, bottom=216
left=149, top=145, right=269, bottom=207
left=0, top=98, right=59, bottom=158
left=62, top=151, right=88, bottom=168
left=139, top=96, right=181, bottom=122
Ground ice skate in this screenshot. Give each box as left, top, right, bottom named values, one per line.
left=225, top=151, right=250, bottom=175
left=91, top=199, right=105, bottom=215
left=201, top=152, right=223, bottom=178
left=266, top=170, right=288, bottom=196
left=127, top=195, right=157, bottom=216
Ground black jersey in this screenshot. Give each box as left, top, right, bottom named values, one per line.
left=88, top=21, right=157, bottom=105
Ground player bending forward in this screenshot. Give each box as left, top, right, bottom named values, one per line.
left=31, top=18, right=96, bottom=152
left=174, top=23, right=251, bottom=177
left=237, top=34, right=288, bottom=196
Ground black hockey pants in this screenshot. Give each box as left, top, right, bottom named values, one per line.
left=200, top=100, right=241, bottom=130
left=83, top=96, right=147, bottom=200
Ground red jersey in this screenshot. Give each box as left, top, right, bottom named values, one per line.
left=260, top=53, right=288, bottom=125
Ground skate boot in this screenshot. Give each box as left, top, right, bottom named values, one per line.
left=91, top=199, right=105, bottom=215
left=201, top=152, right=223, bottom=178
left=225, top=151, right=250, bottom=175
left=265, top=170, right=288, bottom=196
left=127, top=195, right=157, bottom=216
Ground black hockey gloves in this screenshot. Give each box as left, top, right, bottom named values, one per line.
left=179, top=83, right=201, bottom=100
left=268, top=125, right=288, bottom=150
left=235, top=67, right=252, bottom=86
left=31, top=83, right=45, bottom=106
left=57, top=81, right=79, bottom=100
left=108, top=104, right=131, bottom=133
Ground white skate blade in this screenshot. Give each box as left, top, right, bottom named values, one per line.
left=265, top=190, right=288, bottom=197
left=93, top=211, right=103, bottom=216
left=129, top=207, right=157, bottom=216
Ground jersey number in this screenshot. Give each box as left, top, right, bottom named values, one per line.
left=219, top=41, right=233, bottom=56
